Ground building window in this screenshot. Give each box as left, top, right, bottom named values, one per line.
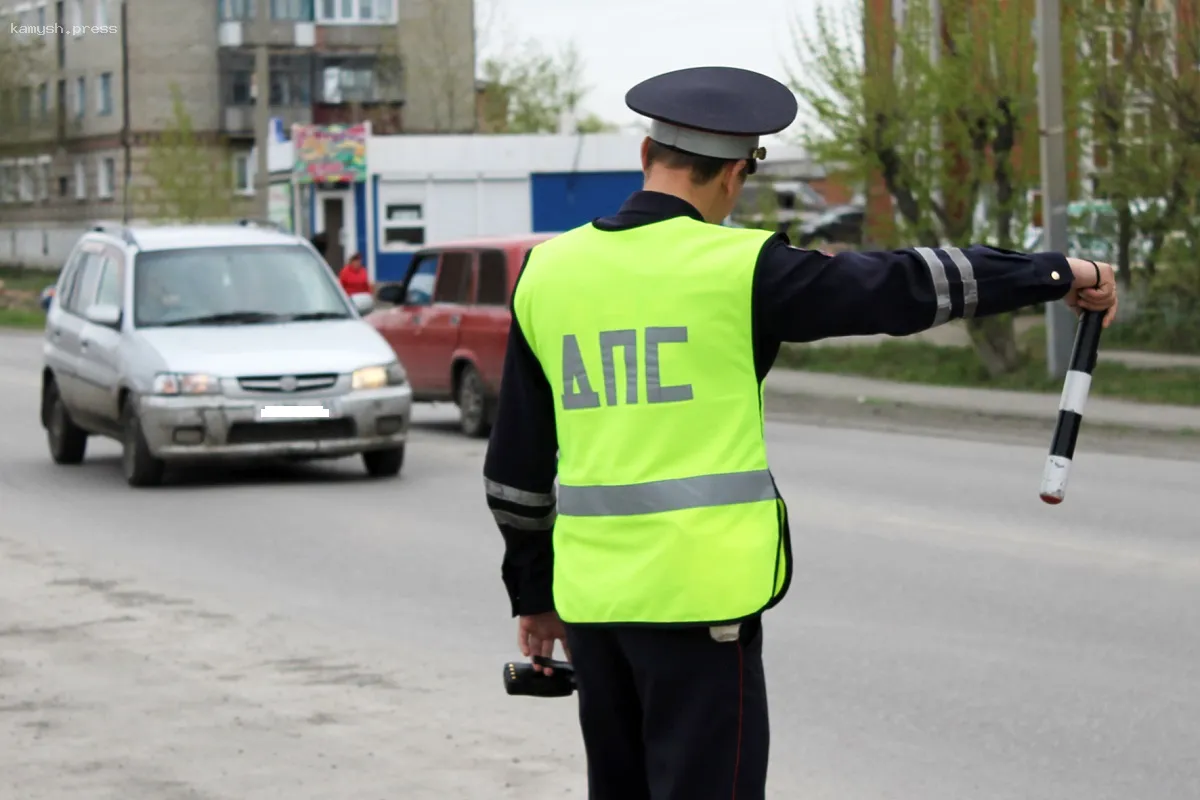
left=75, top=76, right=86, bottom=118
left=321, top=66, right=376, bottom=102
left=269, top=72, right=289, bottom=105
left=98, top=72, right=112, bottom=115
left=58, top=175, right=69, bottom=197
left=74, top=158, right=86, bottom=199
left=71, top=0, right=83, bottom=27
left=98, top=157, right=115, bottom=198
left=18, top=87, right=31, bottom=123
left=220, top=0, right=251, bottom=19
left=19, top=163, right=34, bottom=202
left=230, top=70, right=252, bottom=105
left=380, top=202, right=424, bottom=247
left=37, top=83, right=48, bottom=118
left=38, top=159, right=51, bottom=202
left=36, top=3, right=46, bottom=27
left=0, top=163, right=11, bottom=204
left=272, top=0, right=314, bottom=20
left=233, top=153, right=252, bottom=194
left=95, top=0, right=107, bottom=25
left=291, top=72, right=311, bottom=104
left=317, top=0, right=392, bottom=23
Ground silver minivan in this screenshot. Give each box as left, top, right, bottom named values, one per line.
left=41, top=221, right=412, bottom=487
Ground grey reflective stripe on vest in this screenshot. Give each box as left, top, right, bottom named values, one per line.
left=558, top=469, right=775, bottom=517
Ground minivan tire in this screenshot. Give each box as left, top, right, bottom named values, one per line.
left=457, top=364, right=494, bottom=438
left=363, top=445, right=404, bottom=478
left=46, top=381, right=88, bottom=465
left=121, top=400, right=165, bottom=487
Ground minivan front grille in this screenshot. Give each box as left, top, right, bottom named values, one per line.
left=237, top=373, right=338, bottom=393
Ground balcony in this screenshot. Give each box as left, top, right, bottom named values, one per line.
left=218, top=0, right=316, bottom=47
left=223, top=105, right=312, bottom=137
left=312, top=102, right=402, bottom=134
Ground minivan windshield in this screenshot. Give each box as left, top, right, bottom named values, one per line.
left=133, top=245, right=350, bottom=327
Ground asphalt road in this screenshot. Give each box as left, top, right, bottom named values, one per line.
left=2, top=329, right=1198, bottom=800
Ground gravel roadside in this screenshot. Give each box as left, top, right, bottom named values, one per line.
left=0, top=534, right=582, bottom=800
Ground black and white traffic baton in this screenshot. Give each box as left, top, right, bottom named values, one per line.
left=1039, top=309, right=1104, bottom=505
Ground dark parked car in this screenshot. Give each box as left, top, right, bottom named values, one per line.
left=795, top=205, right=864, bottom=247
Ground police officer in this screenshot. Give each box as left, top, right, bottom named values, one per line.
left=482, top=66, right=1118, bottom=799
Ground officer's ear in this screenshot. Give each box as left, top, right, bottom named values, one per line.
left=722, top=160, right=749, bottom=196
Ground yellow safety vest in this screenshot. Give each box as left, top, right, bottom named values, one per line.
left=514, top=215, right=789, bottom=625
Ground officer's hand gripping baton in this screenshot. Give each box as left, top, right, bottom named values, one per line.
left=1040, top=309, right=1104, bottom=505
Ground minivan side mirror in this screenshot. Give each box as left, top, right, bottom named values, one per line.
left=84, top=303, right=121, bottom=328
left=375, top=283, right=405, bottom=305
left=350, top=293, right=374, bottom=314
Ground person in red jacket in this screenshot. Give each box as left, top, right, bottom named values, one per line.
left=338, top=253, right=371, bottom=296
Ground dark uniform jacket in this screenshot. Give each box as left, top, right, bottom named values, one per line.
left=484, top=190, right=1073, bottom=618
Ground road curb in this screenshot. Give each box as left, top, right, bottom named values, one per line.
left=763, top=371, right=1200, bottom=436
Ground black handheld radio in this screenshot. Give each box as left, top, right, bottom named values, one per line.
left=502, top=656, right=576, bottom=698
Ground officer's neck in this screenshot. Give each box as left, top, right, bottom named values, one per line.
left=643, top=175, right=724, bottom=224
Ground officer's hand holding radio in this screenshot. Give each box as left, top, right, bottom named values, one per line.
left=518, top=611, right=570, bottom=675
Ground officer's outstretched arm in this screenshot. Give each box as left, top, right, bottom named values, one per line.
left=483, top=315, right=559, bottom=618
left=754, top=237, right=1073, bottom=343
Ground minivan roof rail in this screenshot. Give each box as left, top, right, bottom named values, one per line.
left=235, top=218, right=289, bottom=233
left=90, top=221, right=137, bottom=246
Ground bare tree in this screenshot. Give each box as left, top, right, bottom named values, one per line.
left=481, top=39, right=611, bottom=133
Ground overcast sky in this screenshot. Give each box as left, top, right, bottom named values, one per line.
left=478, top=0, right=840, bottom=133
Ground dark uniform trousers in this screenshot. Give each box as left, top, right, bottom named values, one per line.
left=566, top=616, right=769, bottom=800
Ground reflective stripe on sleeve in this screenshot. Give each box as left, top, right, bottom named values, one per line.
left=484, top=478, right=556, bottom=507
left=491, top=508, right=557, bottom=531
left=943, top=247, right=978, bottom=319
left=913, top=247, right=952, bottom=326
left=558, top=469, right=776, bottom=517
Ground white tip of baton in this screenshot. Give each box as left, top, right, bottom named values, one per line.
left=1039, top=455, right=1071, bottom=505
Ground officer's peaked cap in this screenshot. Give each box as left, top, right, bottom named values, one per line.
left=626, top=66, right=798, bottom=162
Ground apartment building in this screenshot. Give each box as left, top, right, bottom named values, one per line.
left=0, top=0, right=475, bottom=265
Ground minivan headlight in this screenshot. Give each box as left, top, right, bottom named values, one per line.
left=152, top=372, right=221, bottom=395
left=352, top=362, right=406, bottom=390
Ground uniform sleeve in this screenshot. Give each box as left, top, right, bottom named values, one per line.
left=482, top=311, right=559, bottom=618
left=754, top=236, right=1074, bottom=343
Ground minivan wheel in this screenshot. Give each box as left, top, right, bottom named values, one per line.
left=362, top=445, right=404, bottom=478
left=46, top=382, right=88, bottom=465
left=457, top=365, right=493, bottom=438
left=121, top=401, right=165, bottom=487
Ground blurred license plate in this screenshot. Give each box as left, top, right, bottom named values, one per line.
left=257, top=402, right=333, bottom=421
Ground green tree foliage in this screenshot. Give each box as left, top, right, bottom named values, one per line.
left=789, top=0, right=1066, bottom=376
left=141, top=85, right=236, bottom=222
left=480, top=40, right=615, bottom=133
left=1077, top=0, right=1200, bottom=286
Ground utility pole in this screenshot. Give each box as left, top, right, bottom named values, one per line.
left=119, top=0, right=131, bottom=223
left=1035, top=0, right=1075, bottom=378
left=253, top=0, right=271, bottom=218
